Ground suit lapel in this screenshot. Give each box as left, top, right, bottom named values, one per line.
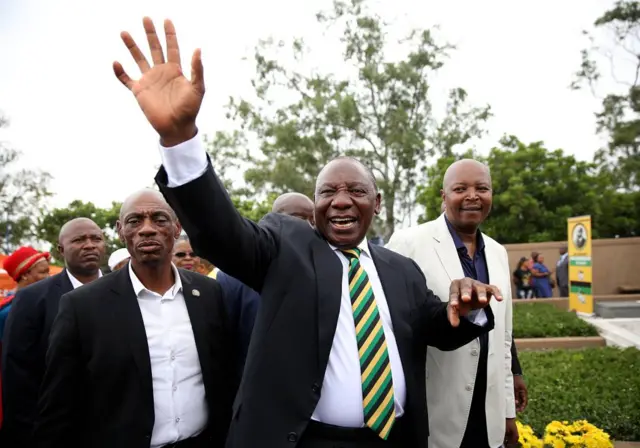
left=369, top=245, right=413, bottom=341
left=432, top=215, right=465, bottom=281
left=311, top=237, right=343, bottom=371
left=483, top=238, right=504, bottom=314
left=110, top=268, right=154, bottom=404
left=182, top=272, right=213, bottom=391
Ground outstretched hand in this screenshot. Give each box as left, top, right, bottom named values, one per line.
left=447, top=278, right=502, bottom=327
left=113, top=17, right=204, bottom=146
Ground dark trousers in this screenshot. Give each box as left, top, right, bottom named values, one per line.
left=298, top=418, right=409, bottom=448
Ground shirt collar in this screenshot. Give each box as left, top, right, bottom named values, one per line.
left=128, top=262, right=183, bottom=299
left=67, top=269, right=103, bottom=289
left=444, top=215, right=485, bottom=254
left=329, top=237, right=370, bottom=258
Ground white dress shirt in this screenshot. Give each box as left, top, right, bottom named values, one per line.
left=66, top=269, right=102, bottom=289
left=158, top=132, right=486, bottom=428
left=129, top=263, right=208, bottom=448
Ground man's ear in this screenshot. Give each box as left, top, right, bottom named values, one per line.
left=174, top=221, right=182, bottom=239
left=374, top=192, right=382, bottom=215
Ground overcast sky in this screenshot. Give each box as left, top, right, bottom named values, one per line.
left=0, top=0, right=622, bottom=209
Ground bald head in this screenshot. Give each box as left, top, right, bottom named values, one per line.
left=117, top=189, right=181, bottom=267
left=57, top=217, right=105, bottom=278
left=120, top=189, right=175, bottom=221
left=58, top=217, right=101, bottom=244
left=272, top=192, right=314, bottom=224
left=441, top=158, right=492, bottom=233
left=442, top=159, right=491, bottom=191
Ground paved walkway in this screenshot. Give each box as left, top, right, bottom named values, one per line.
left=580, top=315, right=640, bottom=349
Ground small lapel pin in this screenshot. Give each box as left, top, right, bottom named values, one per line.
left=192, top=289, right=200, bottom=297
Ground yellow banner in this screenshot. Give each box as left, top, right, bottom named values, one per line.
left=567, top=215, right=593, bottom=313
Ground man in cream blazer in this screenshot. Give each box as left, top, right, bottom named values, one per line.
left=387, top=159, right=517, bottom=448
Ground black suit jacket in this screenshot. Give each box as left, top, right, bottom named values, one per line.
left=33, top=267, right=236, bottom=448
left=156, top=162, right=494, bottom=448
left=1, top=270, right=74, bottom=447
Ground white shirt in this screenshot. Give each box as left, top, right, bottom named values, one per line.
left=158, top=132, right=486, bottom=428
left=128, top=263, right=208, bottom=448
left=557, top=252, right=569, bottom=266
left=310, top=238, right=406, bottom=426
left=66, top=270, right=102, bottom=289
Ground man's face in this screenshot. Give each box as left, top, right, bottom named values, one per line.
left=22, top=258, right=50, bottom=285
left=117, top=192, right=181, bottom=266
left=442, top=162, right=492, bottom=232
left=58, top=221, right=106, bottom=276
left=314, top=159, right=381, bottom=249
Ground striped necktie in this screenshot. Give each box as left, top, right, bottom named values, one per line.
left=341, top=248, right=396, bottom=440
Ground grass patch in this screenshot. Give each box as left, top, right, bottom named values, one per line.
left=513, top=302, right=599, bottom=338
left=518, top=347, right=640, bottom=441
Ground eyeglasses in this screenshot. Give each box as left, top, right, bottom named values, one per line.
left=174, top=252, right=197, bottom=258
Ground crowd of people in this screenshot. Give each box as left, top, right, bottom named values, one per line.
left=512, top=248, right=569, bottom=299
left=0, top=17, right=532, bottom=448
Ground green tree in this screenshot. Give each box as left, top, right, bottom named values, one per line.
left=416, top=136, right=638, bottom=243
left=37, top=200, right=123, bottom=264
left=218, top=0, right=490, bottom=238
left=572, top=0, right=640, bottom=189
left=0, top=114, right=52, bottom=253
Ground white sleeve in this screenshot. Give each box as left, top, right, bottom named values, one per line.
left=465, top=309, right=488, bottom=326
left=158, top=132, right=208, bottom=188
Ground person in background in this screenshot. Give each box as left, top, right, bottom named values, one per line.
left=0, top=247, right=51, bottom=432
left=513, top=257, right=534, bottom=299
left=388, top=159, right=518, bottom=448
left=531, top=252, right=553, bottom=298
left=556, top=244, right=569, bottom=297
left=2, top=218, right=105, bottom=447
left=108, top=247, right=131, bottom=272
left=34, top=190, right=236, bottom=448
left=173, top=234, right=202, bottom=272
left=217, top=191, right=315, bottom=375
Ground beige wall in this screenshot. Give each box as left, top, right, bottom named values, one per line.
left=505, top=237, right=640, bottom=295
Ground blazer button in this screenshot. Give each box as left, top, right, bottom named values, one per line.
left=312, top=383, right=320, bottom=394
left=465, top=384, right=473, bottom=391
left=287, top=432, right=298, bottom=442
left=471, top=349, right=478, bottom=356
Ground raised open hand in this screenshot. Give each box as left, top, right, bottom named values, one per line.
left=113, top=17, right=204, bottom=146
left=447, top=278, right=503, bottom=327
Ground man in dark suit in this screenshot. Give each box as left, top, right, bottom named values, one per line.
left=34, top=190, right=236, bottom=448
left=2, top=218, right=106, bottom=447
left=113, top=18, right=502, bottom=448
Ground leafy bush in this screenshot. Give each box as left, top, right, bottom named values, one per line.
left=513, top=303, right=599, bottom=338
left=518, top=347, right=640, bottom=441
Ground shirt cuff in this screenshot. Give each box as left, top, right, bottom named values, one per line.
left=465, top=309, right=488, bottom=326
left=158, top=132, right=208, bottom=188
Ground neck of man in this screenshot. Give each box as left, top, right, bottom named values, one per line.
left=68, top=266, right=101, bottom=285
left=131, top=259, right=175, bottom=295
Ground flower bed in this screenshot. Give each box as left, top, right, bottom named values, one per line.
left=513, top=302, right=599, bottom=338
left=518, top=347, right=640, bottom=441
left=517, top=420, right=614, bottom=447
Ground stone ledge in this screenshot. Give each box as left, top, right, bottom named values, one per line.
left=615, top=443, right=640, bottom=447
left=515, top=336, right=606, bottom=350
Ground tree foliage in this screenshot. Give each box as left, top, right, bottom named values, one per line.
left=217, top=0, right=490, bottom=237
left=37, top=200, right=123, bottom=264
left=572, top=0, right=640, bottom=189
left=416, top=136, right=639, bottom=243
left=0, top=114, right=52, bottom=253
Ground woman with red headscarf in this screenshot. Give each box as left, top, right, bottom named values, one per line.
left=0, top=246, right=50, bottom=430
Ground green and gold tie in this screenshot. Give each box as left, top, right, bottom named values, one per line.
left=341, top=248, right=396, bottom=440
